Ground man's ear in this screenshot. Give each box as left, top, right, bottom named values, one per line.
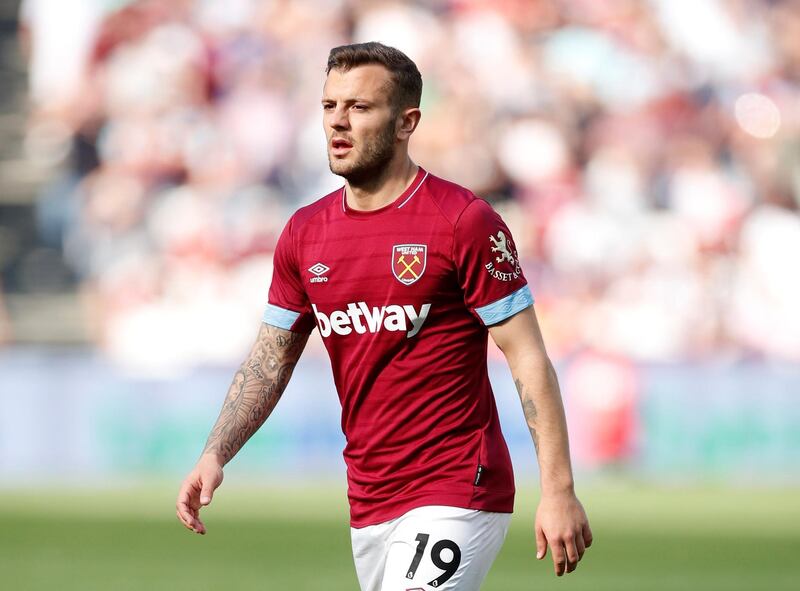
left=396, top=107, right=422, bottom=140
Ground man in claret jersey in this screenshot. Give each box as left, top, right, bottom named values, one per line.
left=177, top=42, right=592, bottom=590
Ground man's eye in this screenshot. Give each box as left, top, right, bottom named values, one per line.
left=322, top=103, right=334, bottom=110
left=352, top=104, right=368, bottom=111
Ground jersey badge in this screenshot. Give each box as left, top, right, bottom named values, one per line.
left=392, top=244, right=427, bottom=285
left=485, top=231, right=521, bottom=281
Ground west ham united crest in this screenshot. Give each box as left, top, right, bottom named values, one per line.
left=392, top=244, right=427, bottom=285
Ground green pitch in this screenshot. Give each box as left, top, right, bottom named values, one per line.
left=1, top=482, right=798, bottom=590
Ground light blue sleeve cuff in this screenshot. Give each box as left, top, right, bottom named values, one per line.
left=475, top=285, right=534, bottom=326
left=262, top=303, right=301, bottom=330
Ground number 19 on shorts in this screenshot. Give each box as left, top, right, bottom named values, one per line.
left=406, top=533, right=462, bottom=587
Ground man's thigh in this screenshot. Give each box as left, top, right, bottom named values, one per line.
left=351, top=505, right=511, bottom=591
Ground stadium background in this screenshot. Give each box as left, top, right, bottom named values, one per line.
left=0, top=0, right=798, bottom=589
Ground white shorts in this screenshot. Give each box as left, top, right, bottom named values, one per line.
left=350, top=505, right=512, bottom=591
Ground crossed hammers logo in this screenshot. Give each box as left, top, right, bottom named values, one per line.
left=396, top=254, right=421, bottom=279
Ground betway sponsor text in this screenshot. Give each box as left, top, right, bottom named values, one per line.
left=312, top=302, right=431, bottom=338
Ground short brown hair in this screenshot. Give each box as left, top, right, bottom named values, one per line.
left=326, top=42, right=422, bottom=114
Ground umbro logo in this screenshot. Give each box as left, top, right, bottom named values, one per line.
left=308, top=263, right=330, bottom=283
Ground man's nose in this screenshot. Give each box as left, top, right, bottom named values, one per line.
left=330, top=107, right=350, bottom=130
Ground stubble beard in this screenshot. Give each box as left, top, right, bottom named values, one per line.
left=328, top=118, right=397, bottom=187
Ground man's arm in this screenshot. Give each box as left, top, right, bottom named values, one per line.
left=488, top=305, right=592, bottom=576
left=175, top=322, right=309, bottom=535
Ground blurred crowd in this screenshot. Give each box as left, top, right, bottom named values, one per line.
left=16, top=0, right=800, bottom=369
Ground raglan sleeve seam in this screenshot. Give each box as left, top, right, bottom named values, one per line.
left=451, top=198, right=483, bottom=292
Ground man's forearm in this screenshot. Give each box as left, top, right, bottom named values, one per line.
left=201, top=324, right=309, bottom=466
left=512, top=354, right=575, bottom=495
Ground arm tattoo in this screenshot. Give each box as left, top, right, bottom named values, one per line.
left=202, top=324, right=309, bottom=465
left=515, top=377, right=540, bottom=453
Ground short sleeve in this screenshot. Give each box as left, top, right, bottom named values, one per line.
left=453, top=199, right=534, bottom=326
left=263, top=216, right=315, bottom=333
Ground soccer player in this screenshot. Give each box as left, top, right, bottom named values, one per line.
left=176, top=42, right=592, bottom=590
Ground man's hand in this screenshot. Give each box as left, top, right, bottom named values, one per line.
left=176, top=453, right=224, bottom=535
left=535, top=491, right=593, bottom=576
left=175, top=324, right=308, bottom=535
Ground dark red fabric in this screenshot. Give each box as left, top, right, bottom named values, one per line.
left=267, top=168, right=529, bottom=526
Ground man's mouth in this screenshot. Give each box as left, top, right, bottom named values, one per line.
left=331, top=138, right=353, bottom=148
left=331, top=138, right=353, bottom=155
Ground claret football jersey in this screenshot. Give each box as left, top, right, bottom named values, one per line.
left=263, top=167, right=534, bottom=527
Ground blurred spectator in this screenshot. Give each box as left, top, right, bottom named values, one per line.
left=16, top=0, right=800, bottom=369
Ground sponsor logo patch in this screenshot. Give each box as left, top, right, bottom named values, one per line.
left=486, top=230, right=521, bottom=281
left=392, top=244, right=427, bottom=285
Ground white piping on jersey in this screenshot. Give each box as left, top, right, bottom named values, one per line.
left=397, top=171, right=429, bottom=208
left=340, top=170, right=430, bottom=213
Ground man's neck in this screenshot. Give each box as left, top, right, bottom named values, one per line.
left=345, top=157, right=419, bottom=212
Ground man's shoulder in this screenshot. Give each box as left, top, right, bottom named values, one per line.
left=423, top=171, right=486, bottom=227
left=287, top=186, right=341, bottom=231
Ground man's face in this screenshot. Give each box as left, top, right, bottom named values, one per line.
left=322, top=64, right=398, bottom=182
